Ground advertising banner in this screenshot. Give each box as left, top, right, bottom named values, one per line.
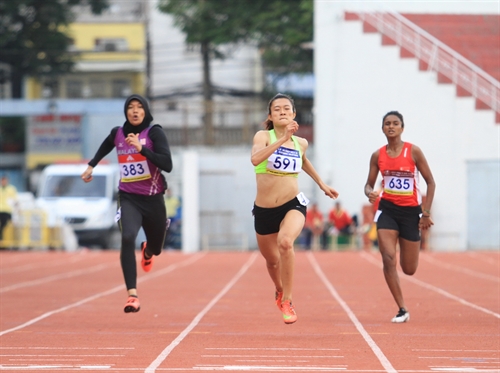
left=26, top=114, right=83, bottom=169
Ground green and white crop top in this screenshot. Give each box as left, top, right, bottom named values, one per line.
left=254, top=129, right=303, bottom=177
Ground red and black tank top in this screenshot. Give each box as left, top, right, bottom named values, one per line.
left=378, top=142, right=421, bottom=207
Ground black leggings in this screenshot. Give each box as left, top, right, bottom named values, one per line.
left=118, top=191, right=167, bottom=290
left=0, top=212, right=12, bottom=240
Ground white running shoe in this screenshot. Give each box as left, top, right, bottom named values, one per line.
left=391, top=308, right=410, bottom=323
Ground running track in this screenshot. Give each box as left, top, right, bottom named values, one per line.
left=0, top=249, right=498, bottom=372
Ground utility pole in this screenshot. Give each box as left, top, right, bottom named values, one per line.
left=201, top=40, right=214, bottom=146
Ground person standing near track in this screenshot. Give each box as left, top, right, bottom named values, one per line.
left=0, top=175, right=17, bottom=241
left=251, top=93, right=339, bottom=324
left=81, top=94, right=173, bottom=313
left=364, top=110, right=435, bottom=323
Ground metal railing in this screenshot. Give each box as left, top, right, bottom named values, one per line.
left=0, top=209, right=63, bottom=250
left=357, top=11, right=500, bottom=113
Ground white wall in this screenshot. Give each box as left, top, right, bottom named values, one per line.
left=175, top=146, right=319, bottom=251
left=314, top=1, right=500, bottom=250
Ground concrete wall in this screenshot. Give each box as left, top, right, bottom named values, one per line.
left=314, top=1, right=500, bottom=250
left=174, top=146, right=318, bottom=251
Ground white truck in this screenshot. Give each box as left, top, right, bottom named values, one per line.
left=35, top=163, right=120, bottom=249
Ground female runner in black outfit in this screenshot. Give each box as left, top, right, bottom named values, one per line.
left=81, top=94, right=173, bottom=313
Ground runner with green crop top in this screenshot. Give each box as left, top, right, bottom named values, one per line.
left=251, top=93, right=339, bottom=324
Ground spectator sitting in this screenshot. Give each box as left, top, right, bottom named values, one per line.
left=0, top=175, right=18, bottom=241
left=303, top=203, right=324, bottom=251
left=164, top=188, right=181, bottom=249
left=328, top=201, right=354, bottom=247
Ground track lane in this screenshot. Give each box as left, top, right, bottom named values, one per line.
left=156, top=252, right=395, bottom=372
left=315, top=250, right=500, bottom=372
left=0, top=250, right=498, bottom=372
left=0, top=251, right=253, bottom=371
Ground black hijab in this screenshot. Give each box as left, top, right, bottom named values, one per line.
left=123, top=94, right=154, bottom=136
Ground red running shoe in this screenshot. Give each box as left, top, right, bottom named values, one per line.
left=141, top=242, right=153, bottom=272
left=124, top=296, right=140, bottom=313
left=275, top=290, right=283, bottom=311
left=281, top=300, right=297, bottom=324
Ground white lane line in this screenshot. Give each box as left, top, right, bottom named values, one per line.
left=2, top=354, right=124, bottom=357
left=420, top=357, right=499, bottom=360
left=195, top=366, right=347, bottom=371
left=307, top=252, right=397, bottom=373
left=8, top=359, right=85, bottom=361
left=0, top=263, right=117, bottom=293
left=206, top=348, right=340, bottom=351
left=201, top=355, right=344, bottom=359
left=360, top=252, right=500, bottom=319
left=420, top=255, right=500, bottom=282
left=0, top=252, right=48, bottom=266
left=430, top=368, right=500, bottom=372
left=0, top=347, right=134, bottom=350
left=466, top=251, right=500, bottom=266
left=0, top=253, right=99, bottom=274
left=0, top=365, right=111, bottom=370
left=0, top=253, right=206, bottom=337
left=413, top=349, right=498, bottom=353
left=144, top=252, right=258, bottom=373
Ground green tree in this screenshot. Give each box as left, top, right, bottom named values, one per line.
left=0, top=0, right=108, bottom=98
left=157, top=0, right=313, bottom=145
left=252, top=0, right=313, bottom=75
left=0, top=116, right=25, bottom=153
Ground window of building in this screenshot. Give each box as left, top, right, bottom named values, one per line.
left=167, top=101, right=178, bottom=111
left=42, top=79, right=59, bottom=98
left=66, top=80, right=83, bottom=98
left=95, top=38, right=128, bottom=52
left=0, top=64, right=10, bottom=99
left=67, top=38, right=77, bottom=52
left=89, top=79, right=106, bottom=98
left=111, top=79, right=131, bottom=98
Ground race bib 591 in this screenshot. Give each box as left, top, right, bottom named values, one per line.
left=267, top=147, right=301, bottom=175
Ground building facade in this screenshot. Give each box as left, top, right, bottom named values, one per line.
left=25, top=1, right=147, bottom=100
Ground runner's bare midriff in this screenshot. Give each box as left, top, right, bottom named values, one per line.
left=255, top=173, right=299, bottom=208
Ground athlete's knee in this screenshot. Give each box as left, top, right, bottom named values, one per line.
left=121, top=230, right=136, bottom=247
left=402, top=268, right=416, bottom=276
left=380, top=251, right=397, bottom=269
left=277, top=235, right=294, bottom=253
left=147, top=243, right=162, bottom=256
left=401, top=262, right=418, bottom=275
left=266, top=258, right=280, bottom=270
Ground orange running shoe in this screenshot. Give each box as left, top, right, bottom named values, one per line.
left=281, top=300, right=297, bottom=324
left=124, top=296, right=140, bottom=313
left=141, top=241, right=153, bottom=272
left=275, top=290, right=283, bottom=311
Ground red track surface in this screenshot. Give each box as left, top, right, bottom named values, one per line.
left=0, top=249, right=499, bottom=372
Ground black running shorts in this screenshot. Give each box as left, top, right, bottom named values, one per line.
left=253, top=197, right=307, bottom=235
left=375, top=199, right=422, bottom=242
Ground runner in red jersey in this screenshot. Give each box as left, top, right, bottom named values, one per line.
left=364, top=111, right=436, bottom=323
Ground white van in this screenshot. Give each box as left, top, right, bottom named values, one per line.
left=36, top=163, right=120, bottom=248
